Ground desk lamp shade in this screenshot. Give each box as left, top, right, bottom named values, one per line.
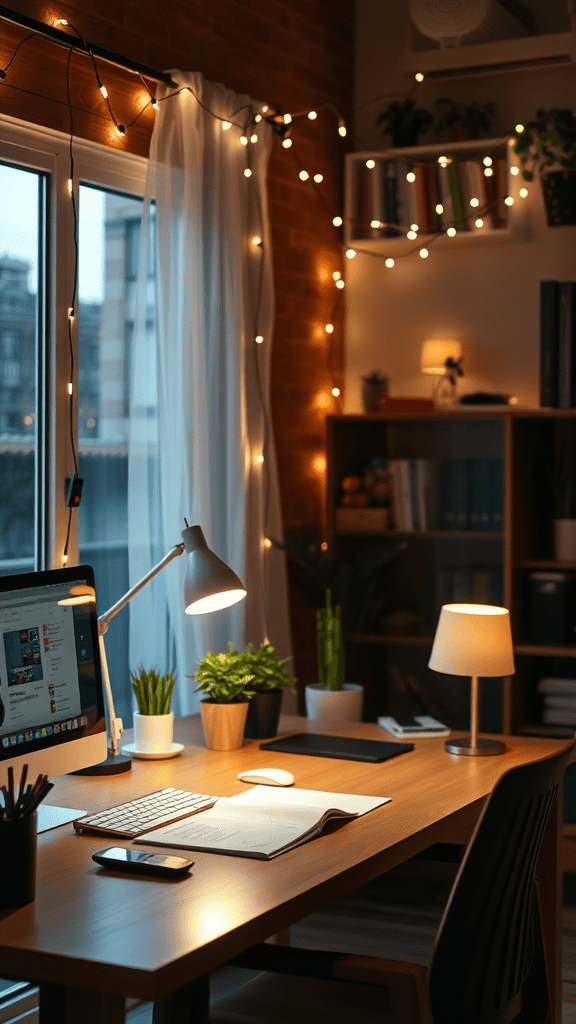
left=420, top=339, right=462, bottom=375
left=429, top=603, right=514, bottom=756
left=182, top=525, right=247, bottom=615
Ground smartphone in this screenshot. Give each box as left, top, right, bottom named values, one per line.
left=92, top=847, right=194, bottom=877
left=394, top=716, right=422, bottom=729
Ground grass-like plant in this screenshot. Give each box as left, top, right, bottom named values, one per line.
left=193, top=644, right=256, bottom=703
left=316, top=588, right=345, bottom=690
left=131, top=667, right=175, bottom=715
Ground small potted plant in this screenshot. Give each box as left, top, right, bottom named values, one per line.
left=131, top=667, right=176, bottom=757
left=193, top=645, right=256, bottom=750
left=361, top=371, right=389, bottom=413
left=305, top=589, right=363, bottom=726
left=433, top=98, right=495, bottom=141
left=376, top=97, right=433, bottom=148
left=513, top=109, right=576, bottom=226
left=242, top=643, right=296, bottom=739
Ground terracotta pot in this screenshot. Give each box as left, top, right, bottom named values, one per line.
left=200, top=699, right=248, bottom=750
left=304, top=684, right=364, bottom=727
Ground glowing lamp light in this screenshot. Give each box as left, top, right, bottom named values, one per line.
left=262, top=105, right=269, bottom=113
left=333, top=216, right=343, bottom=227
left=338, top=123, right=347, bottom=137
left=316, top=392, right=331, bottom=409
left=313, top=455, right=327, bottom=473
left=385, top=258, right=395, bottom=268
left=515, top=123, right=524, bottom=134
left=255, top=454, right=264, bottom=464
left=55, top=18, right=68, bottom=25
left=263, top=538, right=272, bottom=548
left=421, top=339, right=462, bottom=376
left=438, top=156, right=451, bottom=167
left=475, top=218, right=484, bottom=227
left=252, top=235, right=262, bottom=246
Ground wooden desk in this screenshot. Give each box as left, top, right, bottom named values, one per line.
left=0, top=716, right=568, bottom=1024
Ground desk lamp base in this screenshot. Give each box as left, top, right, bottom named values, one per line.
left=71, top=750, right=132, bottom=775
left=445, top=736, right=506, bottom=756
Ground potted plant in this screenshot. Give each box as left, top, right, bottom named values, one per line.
left=376, top=97, right=433, bottom=148
left=242, top=643, right=296, bottom=739
left=131, top=667, right=176, bottom=757
left=305, top=589, right=363, bottom=726
left=433, top=98, right=495, bottom=141
left=361, top=371, right=389, bottom=413
left=513, top=109, right=576, bottom=226
left=193, top=645, right=256, bottom=750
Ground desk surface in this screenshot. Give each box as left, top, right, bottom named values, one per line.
left=0, top=716, right=569, bottom=1006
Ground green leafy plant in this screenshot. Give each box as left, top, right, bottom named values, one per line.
left=514, top=108, right=576, bottom=181
left=434, top=98, right=495, bottom=139
left=131, top=667, right=175, bottom=715
left=193, top=644, right=256, bottom=703
left=316, top=588, right=345, bottom=690
left=376, top=97, right=433, bottom=148
left=242, top=643, right=296, bottom=693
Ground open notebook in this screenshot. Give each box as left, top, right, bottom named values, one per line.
left=135, top=786, right=390, bottom=860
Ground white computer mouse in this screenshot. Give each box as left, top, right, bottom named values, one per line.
left=237, top=768, right=295, bottom=786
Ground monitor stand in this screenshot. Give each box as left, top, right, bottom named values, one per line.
left=37, top=804, right=86, bottom=833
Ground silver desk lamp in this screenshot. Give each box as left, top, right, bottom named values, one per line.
left=77, top=520, right=246, bottom=775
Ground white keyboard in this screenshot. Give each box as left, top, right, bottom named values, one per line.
left=73, top=788, right=218, bottom=838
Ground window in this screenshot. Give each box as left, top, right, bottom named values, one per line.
left=1, top=118, right=149, bottom=726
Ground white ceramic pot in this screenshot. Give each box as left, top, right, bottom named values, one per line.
left=304, top=684, right=364, bottom=727
left=133, top=712, right=174, bottom=754
left=200, top=700, right=248, bottom=750
left=554, top=519, right=576, bottom=561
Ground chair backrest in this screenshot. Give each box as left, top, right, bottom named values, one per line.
left=428, top=741, right=574, bottom=1024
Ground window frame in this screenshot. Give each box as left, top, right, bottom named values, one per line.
left=1, top=115, right=148, bottom=571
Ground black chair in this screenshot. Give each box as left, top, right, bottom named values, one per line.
left=209, top=742, right=573, bottom=1024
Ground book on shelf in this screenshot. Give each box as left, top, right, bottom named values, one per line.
left=381, top=162, right=402, bottom=237
left=436, top=164, right=454, bottom=229
left=537, top=677, right=576, bottom=695
left=558, top=281, right=576, bottom=409
left=540, top=281, right=560, bottom=407
left=543, top=707, right=576, bottom=726
left=543, top=695, right=576, bottom=711
left=135, top=786, right=390, bottom=860
left=378, top=715, right=450, bottom=739
left=461, top=161, right=489, bottom=233
left=388, top=458, right=437, bottom=532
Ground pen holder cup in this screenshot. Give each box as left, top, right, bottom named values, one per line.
left=0, top=811, right=37, bottom=909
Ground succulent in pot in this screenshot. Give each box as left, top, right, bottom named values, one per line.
left=305, top=589, right=363, bottom=726
left=242, top=643, right=296, bottom=739
left=130, top=667, right=176, bottom=755
left=192, top=645, right=256, bottom=750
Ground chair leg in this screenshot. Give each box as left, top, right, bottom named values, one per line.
left=152, top=975, right=210, bottom=1024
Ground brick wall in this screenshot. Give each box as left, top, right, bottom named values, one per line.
left=2, top=1, right=354, bottom=688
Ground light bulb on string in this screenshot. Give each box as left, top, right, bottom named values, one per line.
left=282, top=138, right=292, bottom=148
left=407, top=230, right=417, bottom=240
left=333, top=271, right=341, bottom=280
left=484, top=167, right=493, bottom=177
left=314, top=174, right=323, bottom=183
left=419, top=248, right=429, bottom=258
left=338, top=122, right=346, bottom=137
left=406, top=171, right=416, bottom=182
left=336, top=279, right=345, bottom=289
left=333, top=216, right=343, bottom=227
left=253, top=236, right=262, bottom=247
left=371, top=219, right=380, bottom=228
left=299, top=170, right=310, bottom=181
left=510, top=166, right=520, bottom=175
left=447, top=227, right=456, bottom=237
left=366, top=159, right=375, bottom=169
left=263, top=537, right=272, bottom=548
left=222, top=121, right=232, bottom=130
left=244, top=168, right=252, bottom=177
left=483, top=156, right=493, bottom=167
left=325, top=324, right=334, bottom=334
left=346, top=248, right=356, bottom=259
left=255, top=335, right=264, bottom=344
left=308, top=110, right=317, bottom=120
left=251, top=134, right=258, bottom=143
left=151, top=99, right=159, bottom=110
left=283, top=114, right=292, bottom=124
left=475, top=218, right=484, bottom=227
left=505, top=196, right=514, bottom=206
left=385, top=258, right=395, bottom=268
left=515, top=123, right=524, bottom=133
left=255, top=114, right=262, bottom=123
left=331, top=387, right=341, bottom=397
left=520, top=187, right=528, bottom=198
left=117, top=125, right=126, bottom=137
left=240, top=135, right=248, bottom=145
left=415, top=72, right=424, bottom=81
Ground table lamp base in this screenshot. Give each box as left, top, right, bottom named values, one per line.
left=445, top=736, right=506, bottom=756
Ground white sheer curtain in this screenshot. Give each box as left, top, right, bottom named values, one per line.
left=127, top=71, right=292, bottom=718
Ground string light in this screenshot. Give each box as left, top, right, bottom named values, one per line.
left=313, top=174, right=323, bottom=183
left=255, top=335, right=264, bottom=343
left=336, top=279, right=345, bottom=289
left=519, top=187, right=528, bottom=198
left=244, top=168, right=252, bottom=177
left=410, top=223, right=419, bottom=232
left=283, top=114, right=292, bottom=124
left=254, top=114, right=262, bottom=123
left=151, top=99, right=158, bottom=110
left=510, top=166, right=520, bottom=175
left=251, top=134, right=258, bottom=143
left=447, top=227, right=457, bottom=237
left=407, top=229, right=417, bottom=240
left=308, top=110, right=317, bottom=120
left=67, top=178, right=73, bottom=194
left=366, top=159, right=375, bottom=169
left=475, top=218, right=484, bottom=227
left=338, top=122, right=346, bottom=137
left=505, top=196, right=514, bottom=206
left=313, top=455, right=327, bottom=473
left=67, top=382, right=73, bottom=395
left=252, top=235, right=262, bottom=246
left=346, top=248, right=356, bottom=259
left=332, top=271, right=341, bottom=280
left=263, top=537, right=272, bottom=548
left=222, top=121, right=232, bottom=130
left=99, top=84, right=108, bottom=99
left=325, top=324, right=334, bottom=334
left=419, top=248, right=429, bottom=258
left=255, top=454, right=264, bottom=464
left=282, top=138, right=292, bottom=148
left=299, top=170, right=309, bottom=180
left=483, top=157, right=493, bottom=167
left=333, top=216, right=343, bottom=227
left=331, top=387, right=341, bottom=397
left=385, top=257, right=395, bottom=268
left=406, top=171, right=416, bottom=182
left=240, top=135, right=248, bottom=145
left=435, top=204, right=443, bottom=214
left=371, top=219, right=380, bottom=228
left=515, top=123, right=525, bottom=133
left=415, top=72, right=424, bottom=82
left=484, top=167, right=494, bottom=177
left=117, top=124, right=126, bottom=137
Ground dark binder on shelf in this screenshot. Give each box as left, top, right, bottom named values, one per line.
left=259, top=733, right=414, bottom=763
left=540, top=280, right=560, bottom=407
left=558, top=281, right=576, bottom=409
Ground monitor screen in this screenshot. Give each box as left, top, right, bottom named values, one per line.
left=0, top=566, right=107, bottom=784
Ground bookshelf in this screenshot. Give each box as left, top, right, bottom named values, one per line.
left=344, top=138, right=514, bottom=249
left=326, top=408, right=576, bottom=736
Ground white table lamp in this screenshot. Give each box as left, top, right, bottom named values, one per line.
left=79, top=520, right=246, bottom=775
left=428, top=603, right=515, bottom=756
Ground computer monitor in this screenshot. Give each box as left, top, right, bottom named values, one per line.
left=0, top=566, right=107, bottom=830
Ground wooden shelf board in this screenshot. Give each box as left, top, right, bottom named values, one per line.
left=345, top=633, right=433, bottom=647
left=520, top=559, right=576, bottom=571
left=334, top=530, right=503, bottom=539
left=402, top=30, right=576, bottom=77
left=514, top=643, right=576, bottom=657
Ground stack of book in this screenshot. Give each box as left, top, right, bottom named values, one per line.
left=538, top=677, right=576, bottom=727
left=441, top=458, right=503, bottom=532
left=540, top=280, right=576, bottom=408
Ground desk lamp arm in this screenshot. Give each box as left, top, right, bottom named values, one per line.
left=97, top=543, right=185, bottom=756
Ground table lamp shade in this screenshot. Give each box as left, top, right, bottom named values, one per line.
left=429, top=603, right=515, bottom=678
left=421, top=339, right=462, bottom=375
left=182, top=525, right=247, bottom=615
